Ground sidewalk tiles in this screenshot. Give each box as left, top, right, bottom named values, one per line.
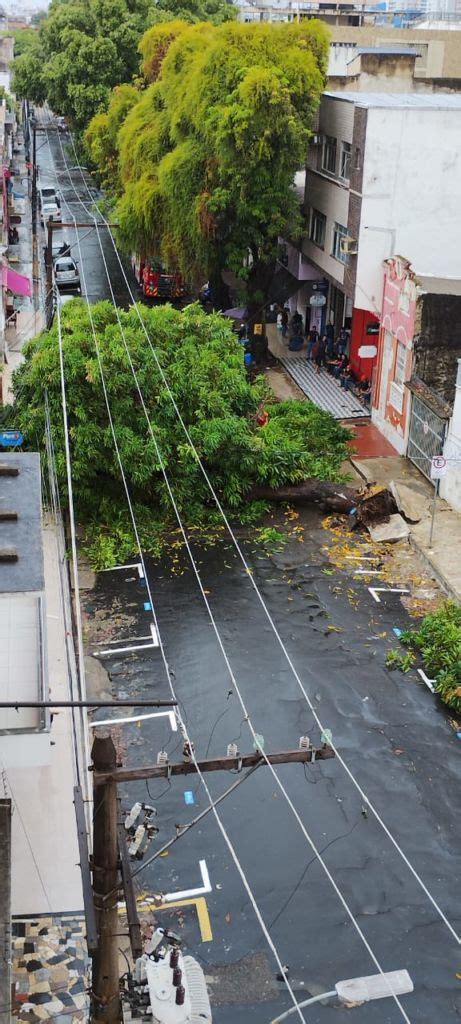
left=12, top=914, right=90, bottom=1022
left=348, top=420, right=398, bottom=458
left=278, top=357, right=369, bottom=420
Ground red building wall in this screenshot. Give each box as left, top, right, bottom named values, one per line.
left=349, top=308, right=380, bottom=381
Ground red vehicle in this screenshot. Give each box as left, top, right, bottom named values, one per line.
left=132, top=255, right=185, bottom=301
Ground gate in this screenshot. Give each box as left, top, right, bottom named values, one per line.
left=407, top=394, right=447, bottom=480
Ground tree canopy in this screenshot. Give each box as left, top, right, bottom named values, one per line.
left=87, top=20, right=329, bottom=319
left=8, top=300, right=350, bottom=567
left=12, top=0, right=234, bottom=130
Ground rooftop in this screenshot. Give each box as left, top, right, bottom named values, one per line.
left=0, top=452, right=44, bottom=593
left=416, top=275, right=461, bottom=296
left=353, top=46, right=420, bottom=56
left=324, top=90, right=461, bottom=108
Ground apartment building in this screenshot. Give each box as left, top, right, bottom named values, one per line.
left=283, top=86, right=461, bottom=387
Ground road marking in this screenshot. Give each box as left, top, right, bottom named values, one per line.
left=368, top=587, right=409, bottom=604
left=100, top=561, right=145, bottom=579
left=354, top=569, right=383, bottom=576
left=164, top=859, right=211, bottom=903
left=89, top=710, right=177, bottom=730
left=120, top=896, right=213, bottom=943
left=94, top=624, right=159, bottom=656
left=346, top=555, right=379, bottom=561
left=417, top=668, right=435, bottom=693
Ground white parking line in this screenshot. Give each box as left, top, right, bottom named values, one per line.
left=99, top=561, right=145, bottom=579
left=94, top=623, right=159, bottom=656
left=163, top=860, right=212, bottom=903
left=89, top=710, right=177, bottom=730
left=368, top=587, right=409, bottom=604
left=417, top=669, right=435, bottom=693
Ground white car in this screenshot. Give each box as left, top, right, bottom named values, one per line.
left=54, top=256, right=80, bottom=291
left=41, top=201, right=62, bottom=225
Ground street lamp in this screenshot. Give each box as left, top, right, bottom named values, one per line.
left=271, top=969, right=413, bottom=1023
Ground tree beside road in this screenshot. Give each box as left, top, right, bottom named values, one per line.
left=7, top=299, right=351, bottom=567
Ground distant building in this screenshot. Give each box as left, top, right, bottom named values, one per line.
left=0, top=453, right=50, bottom=769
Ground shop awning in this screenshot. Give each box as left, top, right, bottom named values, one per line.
left=2, top=265, right=31, bottom=298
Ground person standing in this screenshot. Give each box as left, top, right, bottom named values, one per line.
left=338, top=326, right=349, bottom=356
left=281, top=307, right=289, bottom=338
left=306, top=324, right=319, bottom=361
left=314, top=335, right=326, bottom=374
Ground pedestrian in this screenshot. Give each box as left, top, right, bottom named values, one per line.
left=291, top=310, right=303, bottom=334
left=306, top=324, right=319, bottom=361
left=340, top=361, right=352, bottom=390
left=281, top=307, right=289, bottom=338
left=337, top=326, right=349, bottom=356
left=314, top=335, right=326, bottom=374
left=276, top=309, right=283, bottom=331
left=325, top=322, right=335, bottom=345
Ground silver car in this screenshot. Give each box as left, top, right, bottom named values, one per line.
left=54, top=256, right=80, bottom=291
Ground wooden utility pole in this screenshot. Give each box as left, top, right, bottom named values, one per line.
left=91, top=732, right=120, bottom=1024
left=93, top=744, right=335, bottom=786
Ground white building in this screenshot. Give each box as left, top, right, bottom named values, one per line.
left=285, top=87, right=461, bottom=383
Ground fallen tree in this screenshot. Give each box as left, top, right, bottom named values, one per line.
left=7, top=300, right=354, bottom=566
left=249, top=480, right=360, bottom=513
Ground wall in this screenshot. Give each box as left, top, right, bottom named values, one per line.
left=441, top=360, right=461, bottom=511
left=372, top=257, right=418, bottom=453
left=303, top=94, right=354, bottom=288
left=356, top=104, right=461, bottom=315
left=0, top=799, right=11, bottom=1024
left=414, top=292, right=461, bottom=403
left=329, top=26, right=461, bottom=77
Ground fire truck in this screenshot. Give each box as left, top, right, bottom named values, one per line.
left=132, top=255, right=186, bottom=301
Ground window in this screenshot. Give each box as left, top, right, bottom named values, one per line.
left=354, top=146, right=361, bottom=170
left=309, top=208, right=326, bottom=248
left=322, top=135, right=337, bottom=175
left=332, top=222, right=348, bottom=263
left=340, top=141, right=351, bottom=181
left=394, top=341, right=406, bottom=386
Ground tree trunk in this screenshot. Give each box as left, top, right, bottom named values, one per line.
left=249, top=480, right=360, bottom=513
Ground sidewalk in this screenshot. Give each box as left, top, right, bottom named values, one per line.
left=351, top=454, right=461, bottom=602
left=7, top=520, right=84, bottom=916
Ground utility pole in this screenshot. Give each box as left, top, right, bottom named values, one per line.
left=30, top=116, right=40, bottom=327
left=88, top=738, right=335, bottom=1023
left=91, top=732, right=120, bottom=1024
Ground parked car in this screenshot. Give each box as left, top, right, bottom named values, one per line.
left=41, top=201, right=62, bottom=225
left=54, top=256, right=80, bottom=291
left=39, top=185, right=60, bottom=205
left=56, top=116, right=68, bottom=133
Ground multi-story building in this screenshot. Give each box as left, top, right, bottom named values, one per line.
left=282, top=82, right=461, bottom=386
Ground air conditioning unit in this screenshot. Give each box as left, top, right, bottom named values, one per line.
left=311, top=133, right=324, bottom=146
left=340, top=236, right=358, bottom=256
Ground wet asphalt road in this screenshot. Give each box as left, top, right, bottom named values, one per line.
left=38, top=124, right=461, bottom=1022
left=84, top=512, right=461, bottom=1024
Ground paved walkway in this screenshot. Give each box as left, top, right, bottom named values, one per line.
left=267, top=325, right=369, bottom=419
left=7, top=521, right=84, bottom=916
left=348, top=419, right=398, bottom=457
left=352, top=454, right=461, bottom=602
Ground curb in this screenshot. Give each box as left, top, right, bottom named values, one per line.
left=409, top=533, right=461, bottom=603
left=349, top=457, right=376, bottom=486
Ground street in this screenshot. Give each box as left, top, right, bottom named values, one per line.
left=38, top=125, right=461, bottom=1024
left=83, top=513, right=460, bottom=1024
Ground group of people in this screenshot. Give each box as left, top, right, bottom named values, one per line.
left=276, top=307, right=371, bottom=403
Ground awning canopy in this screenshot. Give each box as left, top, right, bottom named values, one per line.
left=2, top=265, right=31, bottom=298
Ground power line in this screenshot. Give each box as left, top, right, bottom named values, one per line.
left=40, top=146, right=309, bottom=1024
left=65, top=129, right=460, bottom=948
left=52, top=136, right=413, bottom=1022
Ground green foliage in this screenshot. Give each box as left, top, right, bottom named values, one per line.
left=7, top=301, right=350, bottom=567
left=84, top=84, right=139, bottom=193
left=104, top=20, right=329, bottom=307
left=388, top=601, right=461, bottom=713
left=385, top=649, right=416, bottom=673
left=255, top=526, right=286, bottom=551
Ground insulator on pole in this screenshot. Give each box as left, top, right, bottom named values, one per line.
left=227, top=741, right=238, bottom=758
left=157, top=750, right=168, bottom=765
left=299, top=735, right=310, bottom=750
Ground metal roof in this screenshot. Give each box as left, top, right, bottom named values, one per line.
left=351, top=46, right=420, bottom=56
left=0, top=452, right=44, bottom=594
left=416, top=275, right=461, bottom=296
left=324, top=90, right=461, bottom=109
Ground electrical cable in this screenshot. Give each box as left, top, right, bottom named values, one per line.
left=51, top=131, right=422, bottom=1019
left=64, top=128, right=460, bottom=948
left=51, top=138, right=414, bottom=1023
left=40, top=151, right=310, bottom=1024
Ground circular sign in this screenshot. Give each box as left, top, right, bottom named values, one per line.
left=432, top=456, right=446, bottom=470
left=310, top=293, right=326, bottom=307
